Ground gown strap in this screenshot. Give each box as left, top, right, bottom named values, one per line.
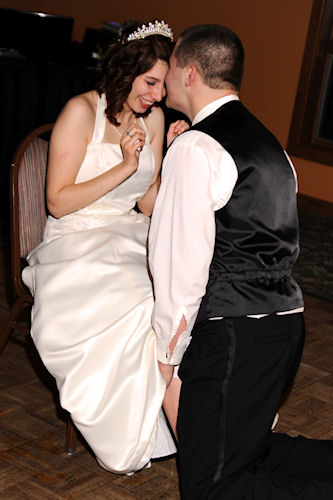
left=138, top=117, right=151, bottom=145
left=90, top=94, right=108, bottom=145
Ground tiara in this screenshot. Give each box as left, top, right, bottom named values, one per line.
left=127, top=20, right=173, bottom=42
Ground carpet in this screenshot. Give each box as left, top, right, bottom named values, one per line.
left=293, top=206, right=333, bottom=302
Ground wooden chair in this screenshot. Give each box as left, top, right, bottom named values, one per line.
left=0, top=124, right=77, bottom=454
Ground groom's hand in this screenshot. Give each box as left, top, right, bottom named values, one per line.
left=158, top=361, right=174, bottom=388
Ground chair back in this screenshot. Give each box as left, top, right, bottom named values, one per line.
left=10, top=124, right=53, bottom=296
left=2, top=123, right=78, bottom=452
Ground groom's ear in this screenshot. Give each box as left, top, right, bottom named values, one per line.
left=184, top=65, right=197, bottom=87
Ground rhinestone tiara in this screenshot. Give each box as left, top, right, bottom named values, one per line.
left=127, top=20, right=173, bottom=42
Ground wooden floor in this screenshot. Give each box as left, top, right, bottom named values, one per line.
left=0, top=237, right=332, bottom=498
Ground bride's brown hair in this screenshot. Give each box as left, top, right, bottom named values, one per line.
left=96, top=20, right=173, bottom=126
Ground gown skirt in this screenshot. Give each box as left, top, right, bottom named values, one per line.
left=23, top=211, right=176, bottom=474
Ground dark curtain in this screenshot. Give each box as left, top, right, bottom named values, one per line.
left=0, top=56, right=99, bottom=232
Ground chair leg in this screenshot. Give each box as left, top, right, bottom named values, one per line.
left=2, top=297, right=78, bottom=457
left=65, top=417, right=77, bottom=455
left=0, top=296, right=30, bottom=352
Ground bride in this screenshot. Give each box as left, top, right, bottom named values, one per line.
left=22, top=19, right=188, bottom=474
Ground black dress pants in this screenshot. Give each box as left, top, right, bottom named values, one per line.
left=177, top=314, right=333, bottom=499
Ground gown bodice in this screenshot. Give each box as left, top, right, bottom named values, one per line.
left=75, top=93, right=155, bottom=216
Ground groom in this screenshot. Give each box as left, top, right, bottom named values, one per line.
left=149, top=24, right=333, bottom=499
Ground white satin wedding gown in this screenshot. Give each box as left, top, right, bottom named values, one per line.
left=22, top=94, right=176, bottom=474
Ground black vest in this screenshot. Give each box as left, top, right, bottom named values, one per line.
left=193, top=100, right=304, bottom=320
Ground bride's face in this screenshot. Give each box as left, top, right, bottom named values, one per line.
left=125, top=59, right=168, bottom=113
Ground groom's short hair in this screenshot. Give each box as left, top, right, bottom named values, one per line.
left=175, top=24, right=244, bottom=91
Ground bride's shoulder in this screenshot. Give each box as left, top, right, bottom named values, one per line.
left=59, top=91, right=96, bottom=122
left=54, top=91, right=97, bottom=136
left=146, top=105, right=164, bottom=123
left=144, top=106, right=165, bottom=137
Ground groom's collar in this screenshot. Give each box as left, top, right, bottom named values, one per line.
left=192, top=94, right=239, bottom=126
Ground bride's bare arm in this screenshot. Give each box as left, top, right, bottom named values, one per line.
left=137, top=111, right=189, bottom=216
left=46, top=92, right=144, bottom=219
left=137, top=106, right=164, bottom=216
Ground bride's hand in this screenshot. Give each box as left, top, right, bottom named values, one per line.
left=120, top=123, right=146, bottom=171
left=166, top=119, right=190, bottom=148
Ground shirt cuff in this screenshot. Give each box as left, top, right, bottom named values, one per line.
left=156, top=337, right=192, bottom=365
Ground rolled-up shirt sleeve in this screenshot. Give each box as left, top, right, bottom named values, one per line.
left=149, top=130, right=238, bottom=365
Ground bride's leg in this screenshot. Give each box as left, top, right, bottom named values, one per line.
left=163, top=373, right=182, bottom=439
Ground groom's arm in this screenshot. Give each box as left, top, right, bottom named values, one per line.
left=149, top=131, right=237, bottom=365
left=149, top=133, right=215, bottom=365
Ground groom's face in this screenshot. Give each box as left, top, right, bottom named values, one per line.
left=165, top=47, right=185, bottom=112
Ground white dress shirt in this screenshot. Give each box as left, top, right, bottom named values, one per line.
left=149, top=95, right=303, bottom=365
